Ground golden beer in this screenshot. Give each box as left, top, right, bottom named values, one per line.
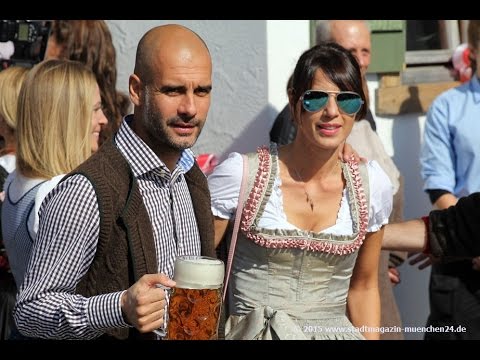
left=165, top=256, right=224, bottom=340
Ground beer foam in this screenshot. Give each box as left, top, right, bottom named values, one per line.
left=173, top=256, right=224, bottom=289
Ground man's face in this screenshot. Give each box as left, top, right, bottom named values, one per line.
left=137, top=51, right=212, bottom=152
left=331, top=21, right=371, bottom=77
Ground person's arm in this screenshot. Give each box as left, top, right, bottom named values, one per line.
left=214, top=217, right=229, bottom=248
left=383, top=192, right=480, bottom=258
left=409, top=97, right=457, bottom=269
left=420, top=97, right=456, bottom=201
left=387, top=174, right=407, bottom=284
left=428, top=192, right=480, bottom=258
left=207, top=153, right=244, bottom=248
left=347, top=161, right=391, bottom=340
left=13, top=175, right=129, bottom=339
left=433, top=192, right=458, bottom=210
left=383, top=219, right=428, bottom=252
left=347, top=229, right=383, bottom=340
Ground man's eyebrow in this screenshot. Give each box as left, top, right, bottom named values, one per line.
left=196, top=85, right=212, bottom=91
left=159, top=85, right=187, bottom=92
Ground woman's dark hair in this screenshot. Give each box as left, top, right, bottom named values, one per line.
left=289, top=42, right=367, bottom=120
left=50, top=20, right=131, bottom=143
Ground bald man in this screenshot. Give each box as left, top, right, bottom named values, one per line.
left=14, top=24, right=215, bottom=340
left=317, top=20, right=374, bottom=131
left=317, top=20, right=371, bottom=76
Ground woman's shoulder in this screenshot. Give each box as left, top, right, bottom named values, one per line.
left=36, top=174, right=66, bottom=205
left=210, top=145, right=273, bottom=183
left=361, top=160, right=394, bottom=197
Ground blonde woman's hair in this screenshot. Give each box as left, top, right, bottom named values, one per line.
left=0, top=66, right=29, bottom=130
left=16, top=59, right=97, bottom=179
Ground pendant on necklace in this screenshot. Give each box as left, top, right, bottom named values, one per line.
left=304, top=190, right=314, bottom=211
left=294, top=167, right=315, bottom=212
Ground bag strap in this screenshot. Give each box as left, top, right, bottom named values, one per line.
left=222, top=154, right=248, bottom=301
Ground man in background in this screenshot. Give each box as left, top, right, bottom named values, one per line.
left=414, top=20, right=480, bottom=340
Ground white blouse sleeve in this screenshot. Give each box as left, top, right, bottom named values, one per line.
left=366, top=160, right=394, bottom=232
left=28, top=174, right=66, bottom=239
left=207, top=152, right=244, bottom=220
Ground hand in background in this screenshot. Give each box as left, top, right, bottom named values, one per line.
left=388, top=267, right=401, bottom=285
left=339, top=142, right=366, bottom=163
left=408, top=252, right=436, bottom=270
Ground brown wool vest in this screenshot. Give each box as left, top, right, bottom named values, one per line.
left=63, top=139, right=215, bottom=340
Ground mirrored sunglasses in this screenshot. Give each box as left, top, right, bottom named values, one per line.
left=301, top=90, right=364, bottom=115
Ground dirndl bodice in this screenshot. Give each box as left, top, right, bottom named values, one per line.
left=225, top=145, right=369, bottom=340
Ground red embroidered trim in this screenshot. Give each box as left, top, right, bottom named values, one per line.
left=241, top=147, right=368, bottom=255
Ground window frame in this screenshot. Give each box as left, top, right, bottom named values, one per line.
left=402, top=20, right=465, bottom=85
left=309, top=20, right=468, bottom=115
left=375, top=20, right=467, bottom=115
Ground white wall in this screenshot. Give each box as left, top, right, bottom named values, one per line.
left=108, top=20, right=309, bottom=160
left=108, top=20, right=431, bottom=340
left=266, top=20, right=311, bottom=118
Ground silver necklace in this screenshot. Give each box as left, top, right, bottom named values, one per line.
left=293, top=162, right=341, bottom=212
left=293, top=167, right=315, bottom=212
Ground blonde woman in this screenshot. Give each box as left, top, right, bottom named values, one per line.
left=0, top=65, right=29, bottom=340
left=45, top=20, right=131, bottom=144
left=0, top=66, right=29, bottom=175
left=2, top=59, right=107, bottom=290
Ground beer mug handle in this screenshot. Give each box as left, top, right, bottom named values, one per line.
left=153, top=326, right=167, bottom=337
left=153, top=284, right=171, bottom=338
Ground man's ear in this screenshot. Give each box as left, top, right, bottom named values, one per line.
left=129, top=74, right=142, bottom=106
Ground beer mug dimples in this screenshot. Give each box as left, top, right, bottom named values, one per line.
left=166, top=256, right=224, bottom=340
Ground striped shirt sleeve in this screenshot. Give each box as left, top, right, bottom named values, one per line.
left=13, top=174, right=130, bottom=339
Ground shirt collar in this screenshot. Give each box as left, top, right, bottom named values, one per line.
left=114, top=115, right=196, bottom=177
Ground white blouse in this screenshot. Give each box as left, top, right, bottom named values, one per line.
left=208, top=152, right=393, bottom=236
left=0, top=154, right=16, bottom=174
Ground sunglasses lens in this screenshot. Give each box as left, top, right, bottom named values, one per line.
left=302, top=91, right=328, bottom=112
left=336, top=93, right=363, bottom=114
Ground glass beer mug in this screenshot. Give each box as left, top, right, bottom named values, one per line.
left=165, top=256, right=224, bottom=340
